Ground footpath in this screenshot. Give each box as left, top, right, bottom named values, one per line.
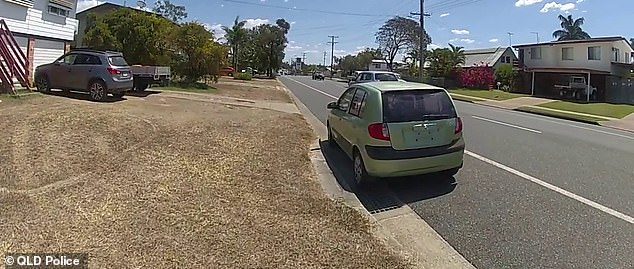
left=450, top=93, right=634, bottom=133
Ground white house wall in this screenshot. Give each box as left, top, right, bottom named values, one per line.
left=33, top=39, right=64, bottom=68
left=0, top=0, right=78, bottom=41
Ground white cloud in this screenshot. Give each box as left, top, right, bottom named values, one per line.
left=77, top=0, right=104, bottom=12
left=304, top=50, right=319, bottom=53
left=244, top=18, right=270, bottom=29
left=451, top=29, right=470, bottom=35
left=489, top=38, right=499, bottom=43
left=576, top=0, right=583, bottom=3
left=428, top=44, right=442, bottom=49
left=515, top=0, right=544, bottom=7
left=289, top=40, right=296, bottom=44
left=287, top=45, right=302, bottom=51
left=451, top=38, right=475, bottom=44
left=540, top=2, right=575, bottom=12
left=439, top=13, right=450, bottom=17
left=203, top=23, right=226, bottom=40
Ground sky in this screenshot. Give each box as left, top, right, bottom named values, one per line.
left=77, top=0, right=634, bottom=65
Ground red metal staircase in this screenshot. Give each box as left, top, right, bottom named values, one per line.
left=0, top=19, right=30, bottom=93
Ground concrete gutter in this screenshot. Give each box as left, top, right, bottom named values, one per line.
left=276, top=79, right=476, bottom=269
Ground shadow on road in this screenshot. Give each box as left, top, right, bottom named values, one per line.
left=319, top=140, right=457, bottom=214
left=125, top=90, right=161, bottom=98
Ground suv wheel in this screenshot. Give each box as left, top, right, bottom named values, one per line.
left=353, top=150, right=371, bottom=188
left=36, top=76, right=50, bottom=93
left=89, top=80, right=107, bottom=101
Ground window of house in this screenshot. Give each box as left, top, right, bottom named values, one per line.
left=373, top=63, right=382, bottom=69
left=625, top=52, right=631, bottom=64
left=562, top=47, right=574, bottom=60
left=48, top=4, right=70, bottom=17
left=530, top=47, right=542, bottom=59
left=613, top=48, right=621, bottom=62
left=588, top=46, right=601, bottom=60
left=505, top=56, right=511, bottom=63
left=4, top=0, right=34, bottom=8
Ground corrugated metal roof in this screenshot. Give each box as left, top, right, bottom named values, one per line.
left=460, top=47, right=506, bottom=67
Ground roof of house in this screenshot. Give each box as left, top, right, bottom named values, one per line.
left=460, top=47, right=511, bottom=67
left=512, top=36, right=630, bottom=49
left=76, top=2, right=155, bottom=16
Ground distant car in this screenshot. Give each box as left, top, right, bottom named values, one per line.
left=348, top=71, right=404, bottom=86
left=312, top=72, right=325, bottom=80
left=34, top=49, right=133, bottom=101
left=219, top=66, right=235, bottom=77
left=326, top=81, right=464, bottom=187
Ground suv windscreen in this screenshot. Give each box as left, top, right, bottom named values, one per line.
left=108, top=56, right=129, bottom=66
left=382, top=90, right=457, bottom=123
left=375, top=73, right=398, bottom=81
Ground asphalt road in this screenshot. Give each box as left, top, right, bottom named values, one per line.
left=278, top=75, right=634, bottom=269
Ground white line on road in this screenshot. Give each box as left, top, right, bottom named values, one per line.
left=283, top=77, right=339, bottom=99
left=465, top=150, right=634, bottom=225
left=472, top=116, right=543, bottom=134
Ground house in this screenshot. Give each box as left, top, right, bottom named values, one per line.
left=75, top=2, right=156, bottom=48
left=460, top=47, right=518, bottom=70
left=0, top=0, right=79, bottom=84
left=513, top=36, right=634, bottom=104
left=368, top=59, right=389, bottom=71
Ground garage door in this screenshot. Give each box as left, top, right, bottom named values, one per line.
left=33, top=39, right=65, bottom=69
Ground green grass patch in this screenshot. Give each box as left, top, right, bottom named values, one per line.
left=449, top=89, right=528, bottom=101
left=234, top=72, right=253, bottom=81
left=154, top=82, right=216, bottom=93
left=536, top=101, right=634, bottom=119
left=515, top=106, right=605, bottom=125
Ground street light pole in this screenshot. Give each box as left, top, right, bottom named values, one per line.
left=531, top=31, right=540, bottom=43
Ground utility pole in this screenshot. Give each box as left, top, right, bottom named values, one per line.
left=328, top=35, right=339, bottom=78
left=531, top=31, right=540, bottom=43
left=507, top=32, right=514, bottom=47
left=410, top=0, right=430, bottom=82
left=302, top=52, right=307, bottom=70
left=323, top=52, right=327, bottom=67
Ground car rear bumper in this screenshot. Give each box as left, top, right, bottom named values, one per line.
left=362, top=138, right=465, bottom=177
left=107, top=80, right=133, bottom=93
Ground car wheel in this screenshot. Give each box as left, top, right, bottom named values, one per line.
left=36, top=76, right=50, bottom=94
left=353, top=150, right=371, bottom=188
left=89, top=80, right=107, bottom=101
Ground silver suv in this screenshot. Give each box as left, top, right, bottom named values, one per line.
left=34, top=49, right=133, bottom=101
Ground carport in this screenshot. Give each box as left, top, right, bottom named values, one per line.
left=527, top=67, right=610, bottom=102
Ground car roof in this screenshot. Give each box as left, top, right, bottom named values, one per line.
left=358, top=81, right=446, bottom=92
left=70, top=48, right=123, bottom=56
left=359, top=71, right=397, bottom=74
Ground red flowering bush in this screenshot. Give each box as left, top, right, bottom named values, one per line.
left=459, top=64, right=496, bottom=89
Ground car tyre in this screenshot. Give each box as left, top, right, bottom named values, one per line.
left=89, top=80, right=107, bottom=101
left=35, top=75, right=51, bottom=94
left=353, top=149, right=371, bottom=189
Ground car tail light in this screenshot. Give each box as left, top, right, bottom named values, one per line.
left=455, top=117, right=463, bottom=134
left=368, top=123, right=390, bottom=141
left=107, top=67, right=121, bottom=75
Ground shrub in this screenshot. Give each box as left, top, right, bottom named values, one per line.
left=459, top=65, right=495, bottom=89
left=234, top=72, right=253, bottom=81
left=495, top=64, right=515, bottom=91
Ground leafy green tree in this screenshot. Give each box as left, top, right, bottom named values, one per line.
left=427, top=43, right=464, bottom=79
left=171, top=22, right=227, bottom=82
left=222, top=16, right=248, bottom=71
left=552, top=14, right=591, bottom=41
left=495, top=64, right=514, bottom=91
left=81, top=13, right=119, bottom=50
left=448, top=43, right=466, bottom=68
left=153, top=0, right=187, bottom=23
left=376, top=16, right=431, bottom=71
left=251, top=19, right=290, bottom=77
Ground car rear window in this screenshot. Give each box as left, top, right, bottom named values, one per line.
left=108, top=56, right=129, bottom=66
left=382, top=90, right=457, bottom=123
left=375, top=73, right=398, bottom=81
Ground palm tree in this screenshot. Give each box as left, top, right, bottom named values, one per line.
left=222, top=16, right=248, bottom=71
left=448, top=43, right=465, bottom=68
left=552, top=14, right=591, bottom=41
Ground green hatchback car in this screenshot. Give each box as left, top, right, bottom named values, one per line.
left=326, top=81, right=465, bottom=186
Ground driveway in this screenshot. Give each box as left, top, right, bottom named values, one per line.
left=278, top=75, right=634, bottom=269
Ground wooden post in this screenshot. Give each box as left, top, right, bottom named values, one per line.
left=531, top=71, right=535, bottom=96
left=26, top=38, right=35, bottom=87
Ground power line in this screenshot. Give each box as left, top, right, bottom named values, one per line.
left=221, top=0, right=392, bottom=17
left=427, top=0, right=485, bottom=13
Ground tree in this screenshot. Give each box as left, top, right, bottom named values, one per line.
left=426, top=43, right=464, bottom=79
left=630, top=38, right=634, bottom=45
left=552, top=14, right=591, bottom=41
left=170, top=22, right=227, bottom=82
left=82, top=13, right=119, bottom=51
left=495, top=64, right=515, bottom=91
left=222, top=16, right=248, bottom=71
left=376, top=16, right=425, bottom=71
left=153, top=0, right=187, bottom=23
left=251, top=19, right=290, bottom=77
left=448, top=43, right=465, bottom=68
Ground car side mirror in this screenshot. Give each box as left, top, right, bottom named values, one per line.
left=327, top=102, right=338, bottom=109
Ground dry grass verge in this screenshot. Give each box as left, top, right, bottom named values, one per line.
left=212, top=76, right=292, bottom=103
left=0, top=94, right=411, bottom=268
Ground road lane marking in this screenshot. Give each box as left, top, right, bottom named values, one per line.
left=465, top=150, right=634, bottom=225
left=460, top=102, right=634, bottom=140
left=282, top=77, right=339, bottom=99
left=472, top=116, right=542, bottom=134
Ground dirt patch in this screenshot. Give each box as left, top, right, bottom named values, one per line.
left=0, top=94, right=411, bottom=268
left=211, top=77, right=292, bottom=103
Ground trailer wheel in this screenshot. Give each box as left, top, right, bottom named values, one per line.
left=135, top=82, right=148, bottom=92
